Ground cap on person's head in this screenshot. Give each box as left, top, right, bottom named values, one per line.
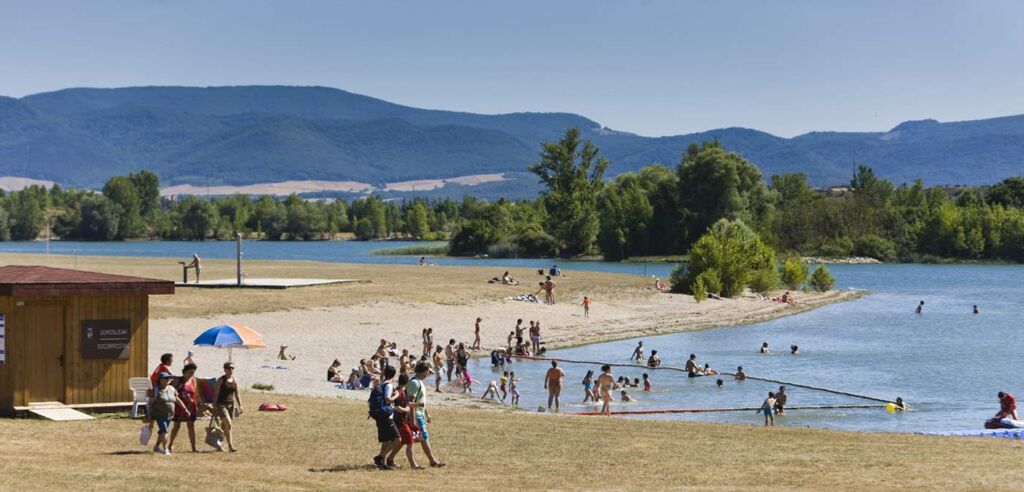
left=414, top=362, right=432, bottom=375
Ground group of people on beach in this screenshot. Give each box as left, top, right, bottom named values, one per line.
left=144, top=352, right=241, bottom=455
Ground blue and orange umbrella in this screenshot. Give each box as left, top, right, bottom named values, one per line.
left=193, top=324, right=266, bottom=361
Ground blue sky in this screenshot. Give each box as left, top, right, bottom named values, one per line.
left=2, top=0, right=1022, bottom=137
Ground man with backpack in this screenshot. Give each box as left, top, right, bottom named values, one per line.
left=369, top=366, right=401, bottom=470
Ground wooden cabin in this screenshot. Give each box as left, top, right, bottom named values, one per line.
left=0, top=266, right=174, bottom=415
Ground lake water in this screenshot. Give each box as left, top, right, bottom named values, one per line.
left=1, top=241, right=1020, bottom=433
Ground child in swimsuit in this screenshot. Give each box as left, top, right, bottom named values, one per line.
left=642, top=373, right=651, bottom=392
left=500, top=371, right=509, bottom=402
left=759, top=391, right=776, bottom=426
left=509, top=371, right=521, bottom=406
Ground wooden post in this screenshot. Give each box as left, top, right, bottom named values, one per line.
left=236, top=233, right=243, bottom=286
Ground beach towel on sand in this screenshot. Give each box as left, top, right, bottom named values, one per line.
left=258, top=403, right=288, bottom=412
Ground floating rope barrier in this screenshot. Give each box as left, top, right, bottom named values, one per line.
left=517, top=355, right=896, bottom=404
left=572, top=404, right=885, bottom=416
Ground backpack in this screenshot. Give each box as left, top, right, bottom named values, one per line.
left=368, top=381, right=393, bottom=418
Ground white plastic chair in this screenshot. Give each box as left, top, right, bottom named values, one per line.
left=129, top=377, right=151, bottom=418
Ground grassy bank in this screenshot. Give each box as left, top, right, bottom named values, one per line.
left=371, top=242, right=449, bottom=256
left=0, top=392, right=1020, bottom=491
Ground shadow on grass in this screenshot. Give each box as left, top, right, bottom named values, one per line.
left=108, top=450, right=151, bottom=455
left=309, top=464, right=377, bottom=473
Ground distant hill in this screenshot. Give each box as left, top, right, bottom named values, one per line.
left=2, top=85, right=1023, bottom=189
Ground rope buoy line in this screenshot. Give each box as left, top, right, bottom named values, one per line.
left=572, top=404, right=884, bottom=416
left=517, top=355, right=896, bottom=404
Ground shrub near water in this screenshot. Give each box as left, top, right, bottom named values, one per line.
left=672, top=219, right=775, bottom=297
left=779, top=254, right=809, bottom=290
left=809, top=265, right=836, bottom=292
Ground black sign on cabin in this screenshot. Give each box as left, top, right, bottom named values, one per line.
left=81, top=320, right=132, bottom=359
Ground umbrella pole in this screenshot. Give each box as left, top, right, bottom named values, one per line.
left=229, top=347, right=233, bottom=363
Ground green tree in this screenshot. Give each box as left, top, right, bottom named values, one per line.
left=677, top=142, right=774, bottom=246
left=779, top=255, right=809, bottom=290
left=128, top=170, right=161, bottom=219
left=529, top=128, right=609, bottom=256
left=7, top=190, right=43, bottom=240
left=597, top=174, right=653, bottom=261
left=176, top=197, right=217, bottom=240
left=102, top=176, right=143, bottom=238
left=76, top=195, right=120, bottom=240
left=671, top=219, right=775, bottom=297
left=809, top=265, right=836, bottom=292
left=405, top=202, right=430, bottom=239
left=988, top=177, right=1024, bottom=208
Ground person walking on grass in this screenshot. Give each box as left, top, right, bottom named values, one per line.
left=596, top=365, right=615, bottom=415
left=212, top=362, right=243, bottom=453
left=168, top=363, right=199, bottom=452
left=371, top=366, right=400, bottom=470
left=390, top=374, right=423, bottom=469
left=148, top=372, right=191, bottom=455
left=544, top=360, right=565, bottom=412
left=472, top=318, right=482, bottom=350
left=759, top=391, right=776, bottom=426
left=407, top=363, right=446, bottom=468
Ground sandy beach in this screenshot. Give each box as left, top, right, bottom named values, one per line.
left=149, top=278, right=861, bottom=402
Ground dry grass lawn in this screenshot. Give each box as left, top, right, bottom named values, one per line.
left=0, top=252, right=649, bottom=319
left=1, top=392, right=1021, bottom=491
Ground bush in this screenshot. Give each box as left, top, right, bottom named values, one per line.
left=516, top=229, right=559, bottom=257
left=748, top=268, right=779, bottom=294
left=448, top=219, right=499, bottom=256
left=695, top=269, right=723, bottom=296
left=251, top=383, right=275, bottom=391
left=691, top=276, right=707, bottom=303
left=853, top=234, right=896, bottom=262
left=677, top=219, right=775, bottom=297
left=779, top=255, right=809, bottom=290
left=816, top=237, right=854, bottom=257
left=809, top=265, right=835, bottom=292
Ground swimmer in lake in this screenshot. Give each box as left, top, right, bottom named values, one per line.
left=790, top=345, right=799, bottom=355
left=684, top=354, right=699, bottom=373
left=972, top=305, right=979, bottom=314
left=915, top=300, right=924, bottom=315
left=894, top=397, right=908, bottom=411
left=647, top=350, right=661, bottom=368
left=760, top=342, right=770, bottom=354
left=620, top=390, right=635, bottom=402
left=630, top=341, right=644, bottom=362
left=735, top=366, right=746, bottom=381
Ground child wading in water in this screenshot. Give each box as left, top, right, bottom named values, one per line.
left=509, top=371, right=521, bottom=406
left=759, top=391, right=776, bottom=426
left=642, top=373, right=651, bottom=392
left=582, top=296, right=591, bottom=318
left=499, top=371, right=509, bottom=402
left=582, top=370, right=596, bottom=403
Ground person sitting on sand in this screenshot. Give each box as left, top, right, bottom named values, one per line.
left=735, top=366, right=746, bottom=381
left=995, top=391, right=1020, bottom=420
left=703, top=363, right=718, bottom=376
left=346, top=367, right=362, bottom=389
left=620, top=390, right=635, bottom=402
left=790, top=345, right=800, bottom=355
left=653, top=276, right=669, bottom=293
left=501, top=271, right=518, bottom=285
left=328, top=359, right=343, bottom=382
left=387, top=343, right=400, bottom=358
left=631, top=341, right=645, bottom=362
left=759, top=391, right=776, bottom=426
left=278, top=345, right=296, bottom=361
left=760, top=342, right=770, bottom=354
left=596, top=365, right=615, bottom=416
left=647, top=350, right=661, bottom=368
left=780, top=291, right=791, bottom=303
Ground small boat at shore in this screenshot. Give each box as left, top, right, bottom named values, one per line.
left=984, top=418, right=1024, bottom=429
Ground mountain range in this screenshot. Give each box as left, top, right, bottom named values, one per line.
left=1, top=85, right=1023, bottom=190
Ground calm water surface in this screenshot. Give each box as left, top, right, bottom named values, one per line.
left=2, top=241, right=1020, bottom=432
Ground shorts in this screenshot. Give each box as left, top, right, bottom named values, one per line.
left=516, top=336, right=523, bottom=345
left=774, top=403, right=785, bottom=413
left=396, top=419, right=414, bottom=445
left=763, top=407, right=773, bottom=416
left=530, top=335, right=541, bottom=344
left=511, top=388, right=520, bottom=397
left=374, top=413, right=399, bottom=443
left=155, top=418, right=171, bottom=435
left=414, top=414, right=430, bottom=442
left=446, top=360, right=454, bottom=373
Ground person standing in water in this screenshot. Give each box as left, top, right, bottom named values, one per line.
left=760, top=342, right=770, bottom=354
left=915, top=300, right=924, bottom=315
left=972, top=305, right=980, bottom=314
left=759, top=391, right=776, bottom=426
left=630, top=341, right=645, bottom=362
left=647, top=350, right=661, bottom=368
left=596, top=365, right=615, bottom=415
left=774, top=386, right=788, bottom=414
left=582, top=370, right=596, bottom=403
left=544, top=360, right=565, bottom=412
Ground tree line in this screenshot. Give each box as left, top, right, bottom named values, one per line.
left=1, top=128, right=1023, bottom=264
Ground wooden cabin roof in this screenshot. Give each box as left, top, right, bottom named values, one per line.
left=0, top=266, right=174, bottom=296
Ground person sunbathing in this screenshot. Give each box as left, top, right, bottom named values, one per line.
left=653, top=277, right=669, bottom=292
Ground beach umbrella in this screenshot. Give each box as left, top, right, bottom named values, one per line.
left=193, top=324, right=267, bottom=362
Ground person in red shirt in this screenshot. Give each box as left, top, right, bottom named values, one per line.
left=995, top=392, right=1019, bottom=420
left=150, top=353, right=175, bottom=391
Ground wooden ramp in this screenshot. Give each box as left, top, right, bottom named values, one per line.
left=27, top=402, right=94, bottom=421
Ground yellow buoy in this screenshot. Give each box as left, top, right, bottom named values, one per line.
left=885, top=402, right=896, bottom=413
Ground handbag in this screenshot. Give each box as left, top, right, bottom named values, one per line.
left=139, top=423, right=152, bottom=445
left=205, top=416, right=224, bottom=451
